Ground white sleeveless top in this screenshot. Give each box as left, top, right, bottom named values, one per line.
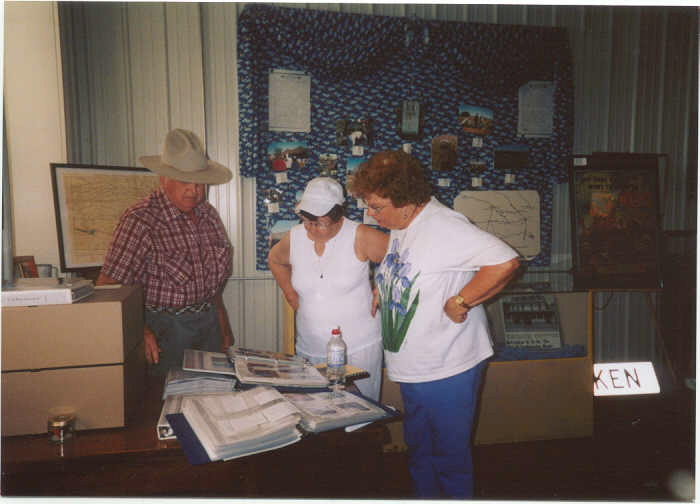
left=290, top=218, right=381, bottom=359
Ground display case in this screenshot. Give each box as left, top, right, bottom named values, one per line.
left=474, top=271, right=593, bottom=444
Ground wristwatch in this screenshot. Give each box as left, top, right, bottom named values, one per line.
left=455, top=295, right=472, bottom=310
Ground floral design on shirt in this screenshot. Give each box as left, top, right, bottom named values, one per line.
left=375, top=238, right=420, bottom=352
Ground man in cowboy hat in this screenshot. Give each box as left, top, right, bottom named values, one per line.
left=97, top=128, right=234, bottom=375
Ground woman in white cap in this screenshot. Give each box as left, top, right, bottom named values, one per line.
left=268, top=177, right=389, bottom=400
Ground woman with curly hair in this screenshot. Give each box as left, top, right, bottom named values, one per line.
left=348, top=150, right=520, bottom=499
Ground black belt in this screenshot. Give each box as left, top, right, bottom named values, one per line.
left=145, top=301, right=213, bottom=316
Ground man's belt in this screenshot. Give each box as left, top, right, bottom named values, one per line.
left=145, top=301, right=213, bottom=316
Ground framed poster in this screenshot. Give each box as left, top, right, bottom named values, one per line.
left=569, top=153, right=662, bottom=289
left=51, top=163, right=160, bottom=272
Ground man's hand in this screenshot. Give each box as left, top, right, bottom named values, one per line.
left=143, top=326, right=161, bottom=364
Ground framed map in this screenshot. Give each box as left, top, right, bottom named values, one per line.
left=51, top=163, right=160, bottom=272
left=453, top=190, right=541, bottom=259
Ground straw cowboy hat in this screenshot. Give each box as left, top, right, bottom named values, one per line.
left=139, top=128, right=232, bottom=184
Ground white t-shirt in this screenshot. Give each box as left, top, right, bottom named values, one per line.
left=290, top=218, right=381, bottom=359
left=375, top=197, right=518, bottom=383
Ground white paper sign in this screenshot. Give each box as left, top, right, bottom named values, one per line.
left=518, top=80, right=553, bottom=138
left=593, top=362, right=660, bottom=396
left=269, top=69, right=311, bottom=132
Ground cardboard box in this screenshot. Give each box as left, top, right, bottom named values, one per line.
left=474, top=292, right=593, bottom=444
left=1, top=286, right=145, bottom=436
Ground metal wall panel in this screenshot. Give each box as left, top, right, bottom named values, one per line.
left=165, top=3, right=206, bottom=137
left=608, top=8, right=640, bottom=151
left=125, top=4, right=170, bottom=162
left=85, top=4, right=131, bottom=164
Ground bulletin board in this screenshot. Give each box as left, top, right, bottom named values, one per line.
left=238, top=5, right=574, bottom=270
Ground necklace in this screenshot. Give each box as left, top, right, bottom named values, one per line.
left=314, top=236, right=335, bottom=279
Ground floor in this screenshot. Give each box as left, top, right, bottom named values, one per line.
left=377, top=388, right=695, bottom=501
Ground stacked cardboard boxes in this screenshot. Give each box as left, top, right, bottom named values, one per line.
left=1, top=285, right=145, bottom=436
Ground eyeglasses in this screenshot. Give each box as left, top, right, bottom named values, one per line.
left=364, top=201, right=388, bottom=214
left=300, top=217, right=333, bottom=229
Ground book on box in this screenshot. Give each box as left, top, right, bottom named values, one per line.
left=1, top=278, right=94, bottom=307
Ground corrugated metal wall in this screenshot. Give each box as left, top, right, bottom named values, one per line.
left=59, top=3, right=697, bottom=371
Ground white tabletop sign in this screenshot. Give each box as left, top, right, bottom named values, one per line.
left=593, top=362, right=660, bottom=396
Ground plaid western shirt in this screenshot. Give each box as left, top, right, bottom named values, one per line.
left=101, top=188, right=233, bottom=307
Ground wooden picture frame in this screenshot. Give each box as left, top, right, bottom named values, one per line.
left=50, top=163, right=160, bottom=272
left=569, top=153, right=663, bottom=289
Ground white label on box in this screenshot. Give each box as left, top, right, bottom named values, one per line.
left=505, top=332, right=561, bottom=349
left=275, top=172, right=288, bottom=184
left=438, top=178, right=451, bottom=187
left=593, top=362, right=660, bottom=396
left=352, top=145, right=364, bottom=157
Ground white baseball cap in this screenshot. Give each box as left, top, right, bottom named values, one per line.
left=296, top=177, right=345, bottom=217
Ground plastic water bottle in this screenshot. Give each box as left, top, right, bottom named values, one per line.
left=326, top=327, right=347, bottom=395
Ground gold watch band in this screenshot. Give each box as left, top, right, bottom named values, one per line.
left=455, top=295, right=472, bottom=310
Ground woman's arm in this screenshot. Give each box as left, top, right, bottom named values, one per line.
left=444, top=257, right=520, bottom=323
left=355, top=224, right=390, bottom=263
left=267, top=233, right=299, bottom=311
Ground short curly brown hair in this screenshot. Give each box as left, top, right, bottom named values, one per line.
left=347, top=150, right=433, bottom=207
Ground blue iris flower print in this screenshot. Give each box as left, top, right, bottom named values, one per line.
left=375, top=238, right=420, bottom=352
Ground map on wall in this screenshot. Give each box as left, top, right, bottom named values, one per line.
left=453, top=190, right=541, bottom=258
left=52, top=165, right=160, bottom=270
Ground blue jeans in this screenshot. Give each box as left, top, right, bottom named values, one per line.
left=145, top=309, right=222, bottom=376
left=399, top=360, right=487, bottom=499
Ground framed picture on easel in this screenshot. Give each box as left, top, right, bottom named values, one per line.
left=569, top=153, right=663, bottom=289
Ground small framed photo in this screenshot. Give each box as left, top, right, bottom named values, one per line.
left=51, top=163, right=160, bottom=272
left=569, top=153, right=663, bottom=289
left=13, top=256, right=38, bottom=278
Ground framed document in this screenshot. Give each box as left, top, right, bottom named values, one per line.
left=51, top=163, right=160, bottom=272
left=569, top=153, right=662, bottom=289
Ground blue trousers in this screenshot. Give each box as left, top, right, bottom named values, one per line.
left=145, top=309, right=221, bottom=376
left=399, top=360, right=487, bottom=499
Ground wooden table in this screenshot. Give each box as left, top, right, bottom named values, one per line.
left=1, top=374, right=390, bottom=497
